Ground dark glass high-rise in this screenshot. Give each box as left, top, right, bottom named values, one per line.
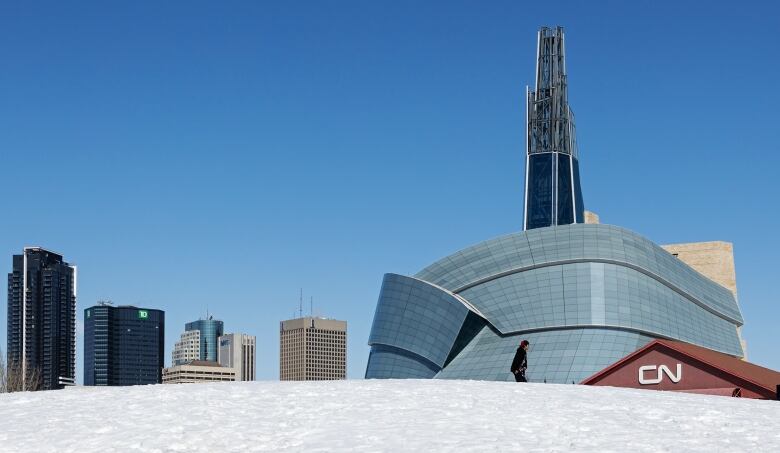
left=524, top=26, right=585, bottom=230
left=6, top=247, right=76, bottom=391
left=83, top=303, right=165, bottom=386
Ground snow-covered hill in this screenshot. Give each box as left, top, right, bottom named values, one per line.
left=0, top=380, right=778, bottom=452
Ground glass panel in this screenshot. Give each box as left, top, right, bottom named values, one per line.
left=526, top=153, right=553, bottom=229
left=573, top=157, right=585, bottom=223
left=557, top=153, right=574, bottom=225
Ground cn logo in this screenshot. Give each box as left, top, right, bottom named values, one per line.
left=638, top=364, right=682, bottom=385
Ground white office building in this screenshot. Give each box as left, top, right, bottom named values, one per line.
left=218, top=333, right=256, bottom=381
left=172, top=330, right=201, bottom=366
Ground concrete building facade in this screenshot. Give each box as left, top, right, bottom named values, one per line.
left=584, top=210, right=600, bottom=224
left=280, top=317, right=347, bottom=381
left=660, top=241, right=738, bottom=298
left=218, top=333, right=256, bottom=381
left=162, top=360, right=237, bottom=384
left=172, top=330, right=201, bottom=366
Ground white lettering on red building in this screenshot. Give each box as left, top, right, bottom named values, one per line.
left=638, top=364, right=682, bottom=385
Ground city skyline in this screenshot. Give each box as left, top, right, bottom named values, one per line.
left=2, top=1, right=780, bottom=382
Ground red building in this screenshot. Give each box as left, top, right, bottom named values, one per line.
left=581, top=339, right=780, bottom=400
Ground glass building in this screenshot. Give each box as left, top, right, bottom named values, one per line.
left=83, top=304, right=165, bottom=386
left=365, top=224, right=746, bottom=383
left=6, top=247, right=76, bottom=391
left=185, top=318, right=224, bottom=362
left=365, top=26, right=746, bottom=383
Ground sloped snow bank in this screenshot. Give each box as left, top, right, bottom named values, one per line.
left=0, top=379, right=778, bottom=452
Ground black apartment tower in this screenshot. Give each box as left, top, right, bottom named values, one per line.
left=524, top=26, right=585, bottom=230
left=6, top=247, right=77, bottom=390
left=84, top=303, right=165, bottom=386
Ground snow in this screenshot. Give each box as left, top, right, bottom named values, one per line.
left=0, top=380, right=778, bottom=452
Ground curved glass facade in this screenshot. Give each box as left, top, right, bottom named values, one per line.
left=367, top=274, right=469, bottom=369
left=365, top=345, right=439, bottom=379
left=185, top=319, right=224, bottom=362
left=365, top=224, right=745, bottom=383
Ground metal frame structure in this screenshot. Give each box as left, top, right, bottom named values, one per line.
left=527, top=27, right=577, bottom=158
left=524, top=26, right=583, bottom=230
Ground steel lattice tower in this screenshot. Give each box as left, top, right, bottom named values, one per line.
left=524, top=26, right=585, bottom=230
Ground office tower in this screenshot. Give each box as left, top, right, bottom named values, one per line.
left=162, top=361, right=237, bottom=384
left=172, top=330, right=201, bottom=365
left=218, top=333, right=256, bottom=381
left=280, top=317, right=346, bottom=381
left=83, top=303, right=165, bottom=386
left=184, top=317, right=223, bottom=362
left=6, top=247, right=76, bottom=391
left=524, top=26, right=585, bottom=230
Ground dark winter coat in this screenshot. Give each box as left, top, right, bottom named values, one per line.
left=510, top=347, right=527, bottom=373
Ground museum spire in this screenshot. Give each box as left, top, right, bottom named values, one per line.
left=524, top=26, right=585, bottom=230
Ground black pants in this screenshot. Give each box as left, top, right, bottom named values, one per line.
left=514, top=372, right=527, bottom=382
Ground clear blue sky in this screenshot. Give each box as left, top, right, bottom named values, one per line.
left=1, top=1, right=778, bottom=381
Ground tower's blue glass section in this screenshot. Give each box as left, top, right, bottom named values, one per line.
left=186, top=319, right=224, bottom=362
left=525, top=153, right=584, bottom=230
left=556, top=153, right=574, bottom=225
left=526, top=153, right=554, bottom=229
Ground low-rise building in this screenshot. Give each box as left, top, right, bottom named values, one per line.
left=162, top=360, right=237, bottom=384
left=582, top=339, right=780, bottom=400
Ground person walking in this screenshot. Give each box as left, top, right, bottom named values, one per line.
left=511, top=340, right=530, bottom=382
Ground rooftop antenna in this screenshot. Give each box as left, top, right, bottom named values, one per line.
left=310, top=296, right=313, bottom=317
left=299, top=288, right=303, bottom=318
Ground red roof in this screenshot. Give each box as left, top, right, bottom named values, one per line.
left=581, top=339, right=780, bottom=397
left=670, top=388, right=742, bottom=397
